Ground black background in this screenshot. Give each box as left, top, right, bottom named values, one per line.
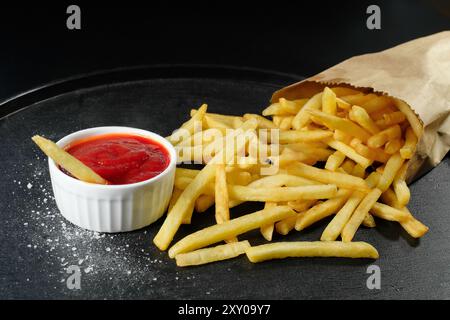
left=0, top=0, right=449, bottom=102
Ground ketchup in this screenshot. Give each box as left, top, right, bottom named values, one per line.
left=65, top=133, right=170, bottom=185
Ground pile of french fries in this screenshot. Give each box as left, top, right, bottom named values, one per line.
left=156, top=86, right=428, bottom=266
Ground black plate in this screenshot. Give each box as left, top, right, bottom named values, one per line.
left=0, top=65, right=449, bottom=299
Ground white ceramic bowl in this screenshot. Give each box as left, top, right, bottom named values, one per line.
left=48, top=126, right=176, bottom=233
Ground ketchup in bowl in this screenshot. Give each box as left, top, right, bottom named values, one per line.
left=64, top=133, right=170, bottom=185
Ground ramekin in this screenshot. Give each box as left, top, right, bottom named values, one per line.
left=48, top=126, right=176, bottom=233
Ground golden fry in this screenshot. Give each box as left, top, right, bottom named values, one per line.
left=322, top=87, right=337, bottom=115
left=168, top=206, right=295, bottom=258
left=287, top=162, right=369, bottom=191
left=228, top=184, right=337, bottom=202
left=377, top=152, right=405, bottom=192
left=260, top=202, right=277, bottom=241
left=175, top=241, right=251, bottom=267
left=400, top=127, right=417, bottom=159
left=245, top=241, right=379, bottom=262
left=32, top=135, right=108, bottom=185
left=325, top=150, right=346, bottom=171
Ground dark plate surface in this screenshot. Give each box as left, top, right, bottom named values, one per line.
left=0, top=66, right=449, bottom=299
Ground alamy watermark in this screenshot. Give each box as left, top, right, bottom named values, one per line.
left=366, top=264, right=381, bottom=290
left=366, top=5, right=381, bottom=30
left=66, top=265, right=81, bottom=290
left=66, top=5, right=81, bottom=30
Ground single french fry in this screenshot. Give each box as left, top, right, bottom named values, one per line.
left=248, top=173, right=321, bottom=188
left=325, top=151, right=346, bottom=171
left=349, top=105, right=380, bottom=134
left=245, top=241, right=379, bottom=262
left=168, top=206, right=295, bottom=258
left=341, top=188, right=382, bottom=242
left=195, top=195, right=215, bottom=213
left=400, top=127, right=417, bottom=159
left=370, top=202, right=410, bottom=222
left=32, top=135, right=108, bottom=185
left=308, top=110, right=371, bottom=142
left=360, top=96, right=394, bottom=113
left=367, top=124, right=402, bottom=149
left=393, top=163, right=411, bottom=207
left=175, top=240, right=251, bottom=267
left=327, top=139, right=373, bottom=169
left=380, top=189, right=428, bottom=238
left=260, top=202, right=277, bottom=241
left=182, top=203, right=195, bottom=225
left=215, top=164, right=237, bottom=243
left=399, top=207, right=429, bottom=238
left=292, top=92, right=323, bottom=130
left=322, top=87, right=337, bottom=115
left=295, top=189, right=352, bottom=231
left=375, top=111, right=406, bottom=129
left=167, top=104, right=207, bottom=145
left=168, top=188, right=183, bottom=212
left=278, top=130, right=333, bottom=144
left=394, top=98, right=423, bottom=138
left=228, top=184, right=337, bottom=202
left=287, top=162, right=369, bottom=191
left=377, top=152, right=405, bottom=192
left=385, top=138, right=404, bottom=155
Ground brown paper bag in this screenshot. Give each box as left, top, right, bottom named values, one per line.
left=271, top=31, right=450, bottom=182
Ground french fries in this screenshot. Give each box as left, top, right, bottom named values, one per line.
left=168, top=206, right=295, bottom=258
left=175, top=241, right=250, bottom=267
left=287, top=162, right=369, bottom=191
left=150, top=85, right=427, bottom=267
left=245, top=241, right=379, bottom=262
left=32, top=135, right=108, bottom=185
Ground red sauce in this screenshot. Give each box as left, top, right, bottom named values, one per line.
left=65, top=133, right=170, bottom=185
